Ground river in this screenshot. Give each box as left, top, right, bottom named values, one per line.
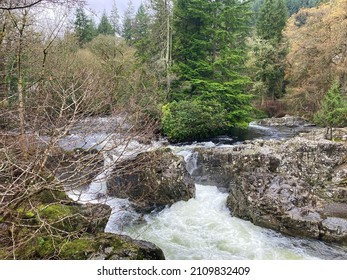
left=64, top=118, right=347, bottom=260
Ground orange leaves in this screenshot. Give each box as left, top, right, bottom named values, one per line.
left=283, top=0, right=347, bottom=116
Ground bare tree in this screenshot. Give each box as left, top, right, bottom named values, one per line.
left=0, top=0, right=84, bottom=11
left=0, top=1, right=161, bottom=260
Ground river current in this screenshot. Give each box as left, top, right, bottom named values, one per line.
left=63, top=118, right=347, bottom=260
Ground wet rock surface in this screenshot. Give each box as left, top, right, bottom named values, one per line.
left=107, top=148, right=195, bottom=213
left=253, top=115, right=315, bottom=127
left=193, top=128, right=347, bottom=245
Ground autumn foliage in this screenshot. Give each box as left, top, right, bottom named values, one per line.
left=284, top=0, right=347, bottom=117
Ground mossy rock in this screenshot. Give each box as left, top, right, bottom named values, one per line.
left=39, top=204, right=74, bottom=219
left=15, top=233, right=165, bottom=260
left=60, top=238, right=95, bottom=260
left=38, top=204, right=79, bottom=232
left=85, top=233, right=165, bottom=260
left=37, top=189, right=69, bottom=204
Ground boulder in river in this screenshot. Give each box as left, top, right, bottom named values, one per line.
left=254, top=115, right=315, bottom=127
left=193, top=128, right=347, bottom=245
left=107, top=148, right=195, bottom=213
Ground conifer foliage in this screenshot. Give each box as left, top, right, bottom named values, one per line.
left=74, top=7, right=96, bottom=46
left=314, top=82, right=347, bottom=139
left=162, top=0, right=254, bottom=141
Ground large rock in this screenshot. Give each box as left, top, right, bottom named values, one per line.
left=0, top=189, right=165, bottom=260
left=107, top=148, right=195, bottom=213
left=193, top=129, right=347, bottom=244
left=254, top=115, right=315, bottom=127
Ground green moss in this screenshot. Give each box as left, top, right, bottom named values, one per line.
left=16, top=207, right=37, bottom=220
left=39, top=204, right=79, bottom=232
left=38, top=189, right=69, bottom=204
left=60, top=238, right=94, bottom=260
left=40, top=204, right=73, bottom=220
left=36, top=237, right=57, bottom=258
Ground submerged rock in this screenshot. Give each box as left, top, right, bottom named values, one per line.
left=194, top=128, right=347, bottom=245
left=107, top=148, right=195, bottom=213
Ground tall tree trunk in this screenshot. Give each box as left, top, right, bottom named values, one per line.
left=0, top=13, right=8, bottom=108
left=11, top=9, right=29, bottom=158
left=165, top=0, right=172, bottom=100
left=17, top=47, right=27, bottom=158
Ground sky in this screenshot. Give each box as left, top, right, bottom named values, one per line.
left=87, top=0, right=143, bottom=18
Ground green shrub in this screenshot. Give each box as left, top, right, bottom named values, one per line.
left=314, top=82, right=347, bottom=127
left=161, top=99, right=229, bottom=142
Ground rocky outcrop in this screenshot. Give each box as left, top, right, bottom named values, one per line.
left=254, top=115, right=315, bottom=127
left=107, top=148, right=195, bottom=213
left=0, top=188, right=165, bottom=260
left=193, top=129, right=347, bottom=244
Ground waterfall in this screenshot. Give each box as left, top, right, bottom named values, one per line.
left=62, top=117, right=347, bottom=259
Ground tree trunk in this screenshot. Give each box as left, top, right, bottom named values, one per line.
left=165, top=0, right=172, bottom=100
left=325, top=126, right=333, bottom=140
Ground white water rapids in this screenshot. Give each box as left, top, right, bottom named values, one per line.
left=62, top=118, right=347, bottom=260
left=122, top=184, right=318, bottom=260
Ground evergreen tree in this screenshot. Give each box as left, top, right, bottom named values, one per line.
left=74, top=7, right=96, bottom=46
left=256, top=0, right=288, bottom=43
left=285, top=0, right=319, bottom=15
left=162, top=0, right=254, bottom=141
left=147, top=0, right=173, bottom=96
left=314, top=81, right=347, bottom=139
left=148, top=0, right=172, bottom=62
left=249, top=0, right=288, bottom=105
left=133, top=4, right=151, bottom=59
left=252, top=0, right=319, bottom=22
left=110, top=0, right=121, bottom=36
left=97, top=11, right=114, bottom=35
left=122, top=0, right=135, bottom=43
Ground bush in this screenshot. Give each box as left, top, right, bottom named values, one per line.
left=313, top=82, right=347, bottom=128
left=161, top=99, right=228, bottom=142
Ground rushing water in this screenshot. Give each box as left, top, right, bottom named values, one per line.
left=120, top=184, right=347, bottom=260
left=64, top=117, right=347, bottom=260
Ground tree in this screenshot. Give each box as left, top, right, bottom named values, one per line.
left=97, top=11, right=113, bottom=35
left=284, top=0, right=347, bottom=116
left=122, top=0, right=135, bottom=43
left=162, top=0, right=253, bottom=141
left=248, top=0, right=288, bottom=110
left=132, top=4, right=151, bottom=58
left=0, top=9, right=162, bottom=259
left=110, top=0, right=121, bottom=36
left=74, top=6, right=96, bottom=46
left=247, top=37, right=287, bottom=106
left=146, top=0, right=173, bottom=97
left=285, top=0, right=319, bottom=15
left=313, top=82, right=347, bottom=139
left=0, top=0, right=83, bottom=11
left=256, top=0, right=288, bottom=43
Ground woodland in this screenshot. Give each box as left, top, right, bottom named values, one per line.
left=0, top=0, right=347, bottom=259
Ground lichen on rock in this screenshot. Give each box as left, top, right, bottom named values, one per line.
left=106, top=148, right=195, bottom=213
left=193, top=128, right=347, bottom=245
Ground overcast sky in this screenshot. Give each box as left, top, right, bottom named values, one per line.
left=87, top=0, right=143, bottom=18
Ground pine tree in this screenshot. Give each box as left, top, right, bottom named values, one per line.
left=110, top=0, right=121, bottom=36
left=250, top=0, right=288, bottom=104
left=97, top=11, right=114, bottom=35
left=256, top=0, right=288, bottom=43
left=162, top=0, right=254, bottom=141
left=133, top=4, right=151, bottom=59
left=74, top=7, right=96, bottom=46
left=122, top=0, right=135, bottom=43
left=314, top=82, right=347, bottom=139
left=147, top=0, right=173, bottom=96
